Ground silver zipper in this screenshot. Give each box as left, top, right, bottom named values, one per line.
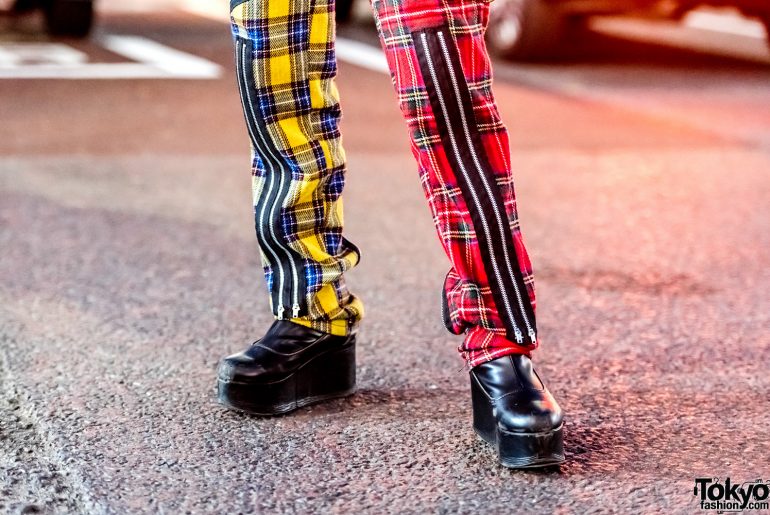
left=419, top=31, right=533, bottom=344
left=238, top=40, right=302, bottom=318
left=236, top=40, right=283, bottom=312
left=435, top=31, right=536, bottom=344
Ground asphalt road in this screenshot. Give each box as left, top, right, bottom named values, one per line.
left=1, top=4, right=769, bottom=514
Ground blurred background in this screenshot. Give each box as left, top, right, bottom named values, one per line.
left=1, top=0, right=768, bottom=513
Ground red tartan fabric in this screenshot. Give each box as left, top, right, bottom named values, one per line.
left=369, top=0, right=539, bottom=366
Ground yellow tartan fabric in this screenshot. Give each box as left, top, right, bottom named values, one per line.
left=231, top=0, right=364, bottom=336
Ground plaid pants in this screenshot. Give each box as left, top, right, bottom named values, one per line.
left=230, top=0, right=539, bottom=367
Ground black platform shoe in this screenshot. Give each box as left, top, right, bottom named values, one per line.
left=470, top=354, right=565, bottom=469
left=217, top=320, right=356, bottom=415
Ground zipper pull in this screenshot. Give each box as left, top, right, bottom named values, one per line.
left=277, top=305, right=285, bottom=320
left=514, top=329, right=524, bottom=344
left=292, top=303, right=300, bottom=318
left=528, top=330, right=537, bottom=345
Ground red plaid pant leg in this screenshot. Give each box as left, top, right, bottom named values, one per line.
left=369, top=0, right=540, bottom=367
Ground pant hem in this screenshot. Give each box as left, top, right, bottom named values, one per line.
left=461, top=330, right=536, bottom=368
left=286, top=317, right=353, bottom=337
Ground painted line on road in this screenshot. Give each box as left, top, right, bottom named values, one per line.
left=0, top=35, right=222, bottom=79
left=182, top=0, right=229, bottom=22
left=335, top=38, right=389, bottom=74
left=683, top=10, right=767, bottom=40
left=0, top=43, right=88, bottom=66
left=182, top=4, right=391, bottom=74
left=101, top=35, right=222, bottom=77
left=591, top=15, right=770, bottom=65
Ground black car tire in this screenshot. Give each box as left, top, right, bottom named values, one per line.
left=335, top=0, right=355, bottom=24
left=12, top=0, right=38, bottom=13
left=44, top=0, right=94, bottom=38
left=485, top=0, right=564, bottom=61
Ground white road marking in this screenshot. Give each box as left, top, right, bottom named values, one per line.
left=180, top=2, right=391, bottom=74
left=100, top=35, right=222, bottom=77
left=335, top=38, right=389, bottom=74
left=683, top=10, right=767, bottom=40
left=0, top=35, right=222, bottom=79
left=0, top=43, right=87, bottom=67
left=590, top=14, right=770, bottom=65
left=182, top=0, right=228, bottom=22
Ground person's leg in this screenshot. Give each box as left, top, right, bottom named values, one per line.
left=368, top=0, right=535, bottom=366
left=217, top=0, right=362, bottom=415
left=368, top=0, right=564, bottom=467
left=230, top=0, right=363, bottom=336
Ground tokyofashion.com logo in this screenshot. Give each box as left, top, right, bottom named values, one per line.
left=694, top=478, right=770, bottom=513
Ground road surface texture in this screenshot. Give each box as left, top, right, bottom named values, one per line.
left=1, top=3, right=769, bottom=513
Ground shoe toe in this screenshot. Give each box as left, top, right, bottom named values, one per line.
left=217, top=352, right=265, bottom=382
left=496, top=395, right=563, bottom=434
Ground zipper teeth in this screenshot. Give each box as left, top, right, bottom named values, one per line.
left=421, top=31, right=527, bottom=342
left=417, top=32, right=521, bottom=342
left=269, top=139, right=301, bottom=318
left=236, top=39, right=283, bottom=309
left=435, top=31, right=536, bottom=342
left=238, top=40, right=301, bottom=317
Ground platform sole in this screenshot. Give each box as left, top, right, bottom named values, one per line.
left=471, top=374, right=565, bottom=469
left=217, top=343, right=356, bottom=416
left=474, top=425, right=565, bottom=469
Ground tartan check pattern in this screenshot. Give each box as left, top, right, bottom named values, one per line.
left=231, top=0, right=364, bottom=336
left=369, top=0, right=538, bottom=366
left=230, top=0, right=539, bottom=366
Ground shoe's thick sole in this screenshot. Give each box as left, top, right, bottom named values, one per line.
left=471, top=374, right=565, bottom=469
left=217, top=343, right=356, bottom=416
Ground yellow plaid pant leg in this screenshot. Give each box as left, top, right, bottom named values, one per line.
left=230, top=0, right=364, bottom=336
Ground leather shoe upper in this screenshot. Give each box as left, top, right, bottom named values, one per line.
left=471, top=354, right=563, bottom=433
left=218, top=321, right=355, bottom=384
